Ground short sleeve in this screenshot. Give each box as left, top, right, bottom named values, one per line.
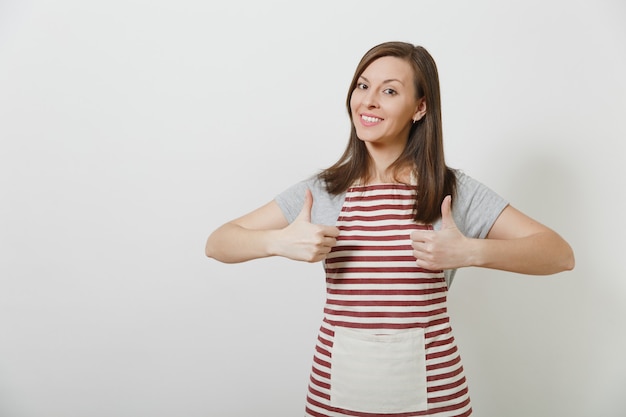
left=274, top=175, right=345, bottom=226
left=436, top=170, right=508, bottom=287
left=434, top=170, right=508, bottom=239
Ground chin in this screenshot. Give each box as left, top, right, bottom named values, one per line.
left=358, top=135, right=383, bottom=144
left=355, top=131, right=377, bottom=142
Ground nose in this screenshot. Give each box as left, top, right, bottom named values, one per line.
left=363, top=90, right=379, bottom=109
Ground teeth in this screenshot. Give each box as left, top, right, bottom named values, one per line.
left=362, top=115, right=382, bottom=123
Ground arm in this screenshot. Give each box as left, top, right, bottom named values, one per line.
left=470, top=204, right=575, bottom=275
left=205, top=189, right=340, bottom=264
left=411, top=196, right=575, bottom=275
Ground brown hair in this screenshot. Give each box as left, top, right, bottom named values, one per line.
left=318, top=41, right=456, bottom=224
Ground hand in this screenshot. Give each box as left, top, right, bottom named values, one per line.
left=410, top=195, right=470, bottom=271
left=278, top=189, right=340, bottom=262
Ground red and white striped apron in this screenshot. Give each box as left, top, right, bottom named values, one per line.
left=305, top=183, right=472, bottom=417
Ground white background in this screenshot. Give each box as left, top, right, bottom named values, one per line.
left=1, top=0, right=625, bottom=416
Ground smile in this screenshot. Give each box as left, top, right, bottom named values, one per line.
left=361, top=115, right=382, bottom=123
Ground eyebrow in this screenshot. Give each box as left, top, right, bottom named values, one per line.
left=359, top=76, right=405, bottom=86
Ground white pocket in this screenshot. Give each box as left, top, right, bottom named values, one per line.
left=330, top=327, right=427, bottom=414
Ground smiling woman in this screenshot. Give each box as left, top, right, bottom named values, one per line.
left=205, top=41, right=574, bottom=417
left=321, top=43, right=453, bottom=225
left=350, top=56, right=426, bottom=152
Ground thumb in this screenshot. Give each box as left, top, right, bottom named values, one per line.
left=440, top=195, right=456, bottom=229
left=295, top=188, right=313, bottom=222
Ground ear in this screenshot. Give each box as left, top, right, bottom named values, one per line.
left=412, top=98, right=427, bottom=123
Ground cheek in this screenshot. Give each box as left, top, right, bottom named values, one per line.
left=400, top=102, right=419, bottom=122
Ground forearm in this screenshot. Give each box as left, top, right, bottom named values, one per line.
left=205, top=223, right=280, bottom=263
left=469, top=231, right=575, bottom=275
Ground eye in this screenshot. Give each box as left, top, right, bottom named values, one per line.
left=356, top=82, right=368, bottom=90
left=383, top=88, right=397, bottom=95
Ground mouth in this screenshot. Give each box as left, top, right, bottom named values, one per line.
left=360, top=114, right=383, bottom=124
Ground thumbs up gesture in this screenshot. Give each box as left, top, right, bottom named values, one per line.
left=410, top=195, right=469, bottom=271
left=279, top=189, right=340, bottom=263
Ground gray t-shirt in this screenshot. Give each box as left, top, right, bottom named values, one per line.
left=275, top=170, right=508, bottom=286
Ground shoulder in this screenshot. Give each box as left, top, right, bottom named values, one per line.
left=440, top=169, right=509, bottom=238
left=453, top=169, right=505, bottom=207
left=275, top=174, right=345, bottom=225
left=453, top=169, right=485, bottom=194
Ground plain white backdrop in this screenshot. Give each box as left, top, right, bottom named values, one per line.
left=1, top=0, right=625, bottom=416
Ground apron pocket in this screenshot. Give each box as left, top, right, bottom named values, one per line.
left=330, top=327, right=427, bottom=414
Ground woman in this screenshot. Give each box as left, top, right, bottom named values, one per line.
left=205, top=41, right=574, bottom=417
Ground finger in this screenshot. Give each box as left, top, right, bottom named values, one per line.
left=412, top=246, right=428, bottom=261
left=414, top=255, right=427, bottom=269
left=322, top=236, right=338, bottom=247
left=320, top=245, right=333, bottom=254
left=323, top=226, right=341, bottom=237
left=440, top=195, right=455, bottom=229
left=410, top=230, right=429, bottom=242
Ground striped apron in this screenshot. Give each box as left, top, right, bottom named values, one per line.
left=304, top=183, right=472, bottom=417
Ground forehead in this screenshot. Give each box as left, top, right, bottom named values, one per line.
left=360, top=56, right=414, bottom=83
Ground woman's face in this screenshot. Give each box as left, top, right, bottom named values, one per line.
left=350, top=56, right=425, bottom=148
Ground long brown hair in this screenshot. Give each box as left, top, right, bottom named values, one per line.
left=318, top=41, right=456, bottom=224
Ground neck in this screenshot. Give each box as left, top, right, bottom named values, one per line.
left=364, top=140, right=410, bottom=184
